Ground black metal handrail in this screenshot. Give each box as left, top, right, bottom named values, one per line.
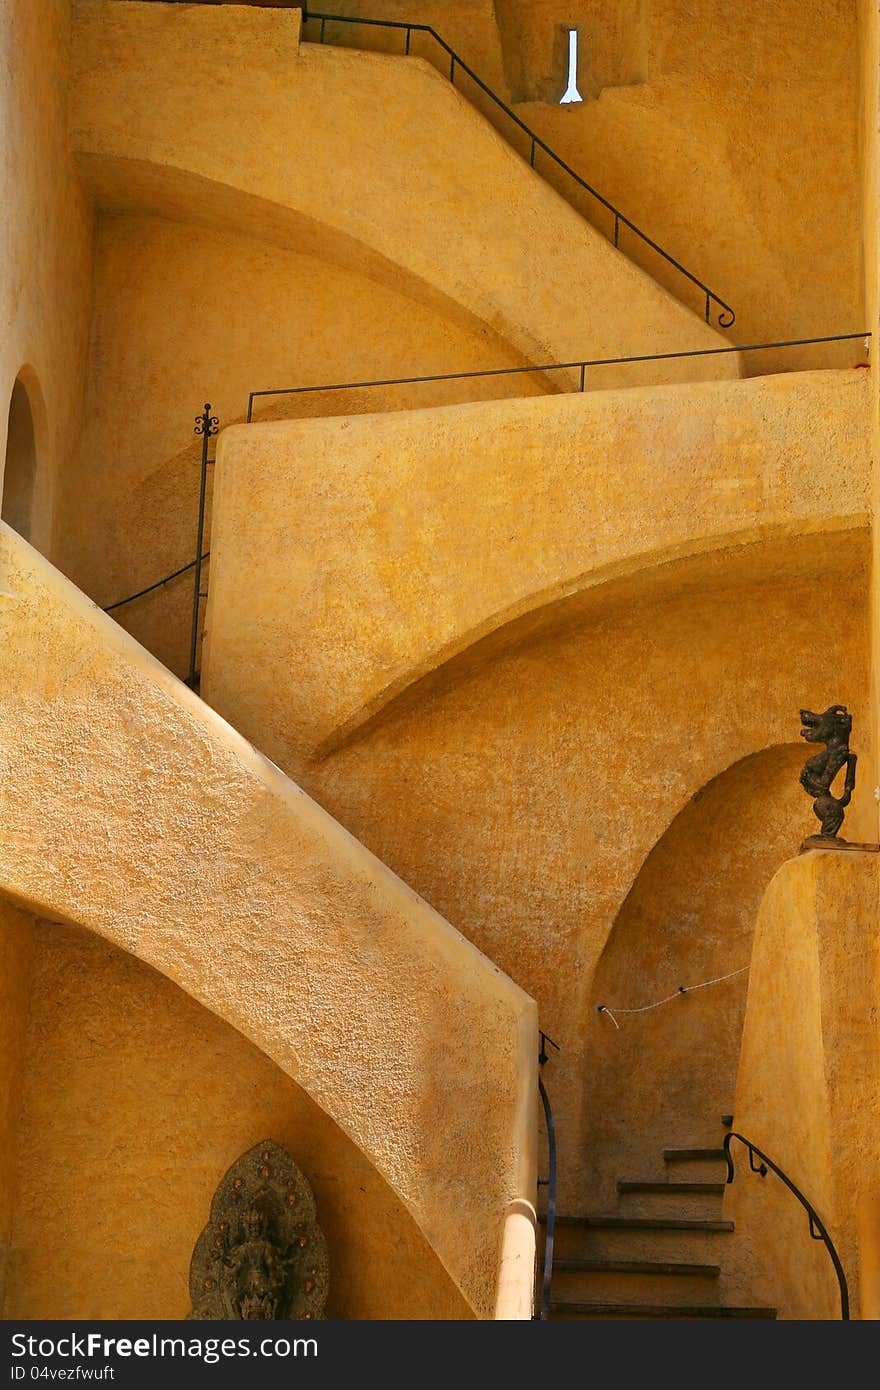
left=188, top=405, right=219, bottom=688
left=246, top=331, right=870, bottom=420
left=103, top=329, right=869, bottom=685
left=536, top=1031, right=560, bottom=1322
left=301, top=7, right=735, bottom=329
left=723, top=1131, right=850, bottom=1319
left=102, top=551, right=210, bottom=614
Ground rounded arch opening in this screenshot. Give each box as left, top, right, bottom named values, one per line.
left=581, top=743, right=810, bottom=1206
left=2, top=371, right=46, bottom=543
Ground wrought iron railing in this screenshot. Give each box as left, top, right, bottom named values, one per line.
left=536, top=1031, right=559, bottom=1321
left=723, top=1131, right=850, bottom=1319
left=102, top=330, right=870, bottom=688
left=246, top=332, right=869, bottom=420
left=300, top=8, right=736, bottom=329
left=188, top=405, right=219, bottom=688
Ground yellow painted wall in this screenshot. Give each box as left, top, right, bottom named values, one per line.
left=725, top=850, right=880, bottom=1320
left=859, top=0, right=880, bottom=839
left=0, top=524, right=538, bottom=1319
left=71, top=1, right=735, bottom=390
left=205, top=515, right=871, bottom=1211
left=304, top=542, right=872, bottom=1214
left=0, top=902, right=34, bottom=1311
left=0, top=0, right=93, bottom=559
left=202, top=368, right=872, bottom=1209
left=2, top=915, right=471, bottom=1320
left=203, top=368, right=870, bottom=764
left=58, top=211, right=551, bottom=678
left=321, top=0, right=865, bottom=368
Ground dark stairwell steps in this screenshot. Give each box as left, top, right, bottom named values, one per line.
left=618, top=1181, right=726, bottom=1196
left=551, top=1258, right=720, bottom=1276
left=551, top=1214, right=734, bottom=1232
left=548, top=1302, right=777, bottom=1319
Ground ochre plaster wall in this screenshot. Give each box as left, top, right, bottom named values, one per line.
left=3, top=917, right=472, bottom=1320
left=860, top=0, right=880, bottom=839
left=725, top=851, right=880, bottom=1320
left=58, top=211, right=551, bottom=679
left=71, top=1, right=736, bottom=389
left=0, top=0, right=94, bottom=557
left=0, top=524, right=537, bottom=1319
left=204, top=508, right=871, bottom=1210
left=510, top=0, right=864, bottom=367
left=325, top=0, right=864, bottom=366
left=203, top=368, right=870, bottom=765
left=0, top=902, right=35, bottom=1311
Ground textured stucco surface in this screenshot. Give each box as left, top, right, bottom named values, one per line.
left=0, top=524, right=537, bottom=1319
left=861, top=0, right=880, bottom=838
left=70, top=2, right=737, bottom=390
left=0, top=0, right=93, bottom=557
left=203, top=504, right=870, bottom=1212
left=332, top=0, right=865, bottom=368
left=0, top=902, right=34, bottom=1311
left=725, top=851, right=880, bottom=1320
left=3, top=918, right=472, bottom=1320
left=203, top=368, right=870, bottom=765
left=58, top=211, right=550, bottom=682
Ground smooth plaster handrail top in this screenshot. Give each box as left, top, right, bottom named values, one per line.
left=0, top=522, right=537, bottom=1319
left=70, top=1, right=738, bottom=388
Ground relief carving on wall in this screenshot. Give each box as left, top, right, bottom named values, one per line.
left=188, top=1140, right=329, bottom=1320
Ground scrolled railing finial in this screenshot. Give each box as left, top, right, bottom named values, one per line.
left=194, top=403, right=219, bottom=438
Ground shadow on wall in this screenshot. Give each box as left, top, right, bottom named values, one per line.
left=1, top=911, right=474, bottom=1321
left=582, top=743, right=812, bottom=1208
left=2, top=374, right=42, bottom=542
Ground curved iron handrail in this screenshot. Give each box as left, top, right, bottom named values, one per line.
left=102, top=551, right=210, bottom=614
left=536, top=1031, right=559, bottom=1321
left=723, top=1131, right=850, bottom=1319
left=301, top=7, right=735, bottom=328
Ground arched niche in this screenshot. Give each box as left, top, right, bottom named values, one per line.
left=2, top=371, right=46, bottom=543
left=582, top=743, right=810, bottom=1207
left=0, top=905, right=473, bottom=1321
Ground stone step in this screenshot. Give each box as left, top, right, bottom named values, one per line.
left=618, top=1181, right=726, bottom=1195
left=552, top=1215, right=734, bottom=1232
left=661, top=1148, right=730, bottom=1180
left=547, top=1213, right=735, bottom=1264
left=551, top=1258, right=721, bottom=1276
left=549, top=1301, right=777, bottom=1320
left=663, top=1148, right=727, bottom=1164
left=546, top=1257, right=722, bottom=1305
left=614, top=1180, right=727, bottom=1218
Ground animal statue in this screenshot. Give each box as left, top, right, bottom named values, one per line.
left=799, top=705, right=857, bottom=838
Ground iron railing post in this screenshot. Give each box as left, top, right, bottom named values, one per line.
left=188, top=404, right=218, bottom=689
left=537, top=1031, right=560, bottom=1321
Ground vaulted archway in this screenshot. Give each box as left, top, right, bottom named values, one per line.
left=582, top=743, right=812, bottom=1207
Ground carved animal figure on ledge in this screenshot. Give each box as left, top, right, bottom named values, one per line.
left=799, top=704, right=857, bottom=838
